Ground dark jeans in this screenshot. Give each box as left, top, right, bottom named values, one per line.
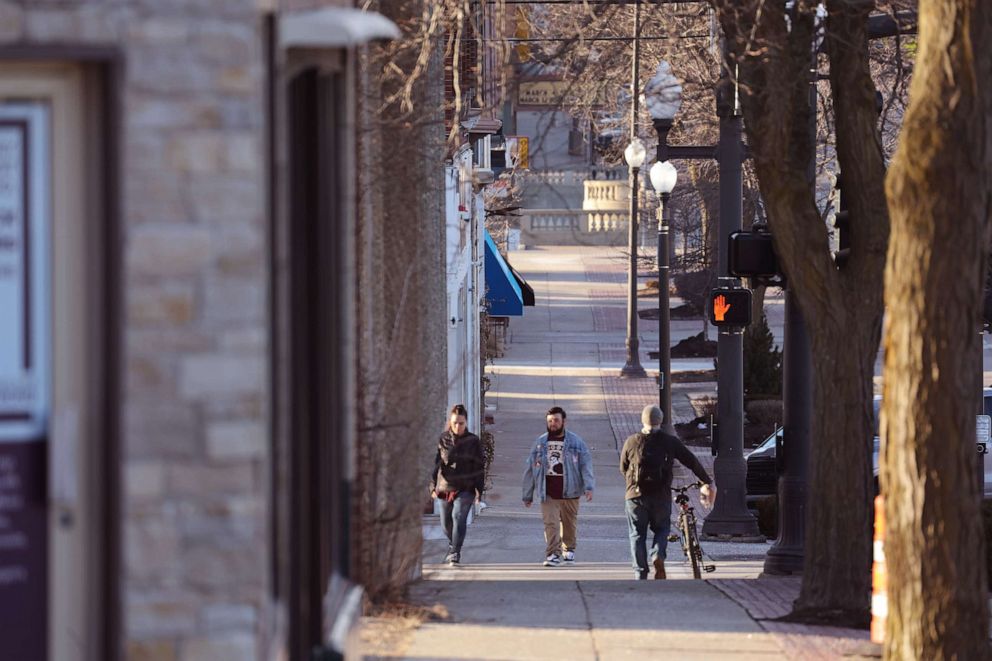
left=625, top=493, right=672, bottom=579
left=440, top=492, right=475, bottom=553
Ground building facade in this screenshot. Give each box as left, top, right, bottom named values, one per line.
left=0, top=1, right=450, bottom=659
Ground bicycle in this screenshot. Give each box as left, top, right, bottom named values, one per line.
left=668, top=482, right=716, bottom=579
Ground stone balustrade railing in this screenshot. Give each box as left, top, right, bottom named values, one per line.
left=521, top=209, right=632, bottom=234
left=583, top=180, right=629, bottom=210
left=523, top=209, right=583, bottom=232
left=585, top=211, right=630, bottom=233
left=521, top=167, right=627, bottom=187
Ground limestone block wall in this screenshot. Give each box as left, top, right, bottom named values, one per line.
left=0, top=1, right=269, bottom=659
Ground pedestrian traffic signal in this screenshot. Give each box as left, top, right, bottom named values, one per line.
left=728, top=228, right=779, bottom=278
left=709, top=288, right=752, bottom=327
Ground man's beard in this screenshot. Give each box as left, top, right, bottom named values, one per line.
left=547, top=425, right=564, bottom=436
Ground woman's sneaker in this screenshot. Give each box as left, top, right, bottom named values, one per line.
left=445, top=552, right=460, bottom=565
left=562, top=550, right=575, bottom=563
left=543, top=553, right=561, bottom=567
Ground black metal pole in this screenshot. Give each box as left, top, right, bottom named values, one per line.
left=623, top=163, right=647, bottom=377
left=658, top=193, right=674, bottom=433
left=765, top=34, right=818, bottom=568
left=622, top=1, right=646, bottom=378
left=764, top=290, right=810, bottom=573
left=702, top=63, right=760, bottom=539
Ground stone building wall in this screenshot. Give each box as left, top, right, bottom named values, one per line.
left=0, top=1, right=270, bottom=659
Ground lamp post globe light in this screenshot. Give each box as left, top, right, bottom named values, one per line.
left=624, top=137, right=647, bottom=169
left=621, top=136, right=648, bottom=378
left=645, top=59, right=682, bottom=433
left=649, top=160, right=677, bottom=434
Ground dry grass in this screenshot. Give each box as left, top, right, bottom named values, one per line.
left=360, top=601, right=451, bottom=659
left=691, top=395, right=718, bottom=419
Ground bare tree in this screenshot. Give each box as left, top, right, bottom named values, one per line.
left=882, top=0, right=992, bottom=655
left=353, top=0, right=495, bottom=602
left=708, top=0, right=904, bottom=622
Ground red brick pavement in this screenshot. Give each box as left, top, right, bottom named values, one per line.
left=713, top=576, right=874, bottom=660
left=582, top=258, right=626, bottom=284
left=588, top=289, right=624, bottom=299
left=592, top=305, right=627, bottom=332
left=600, top=373, right=654, bottom=448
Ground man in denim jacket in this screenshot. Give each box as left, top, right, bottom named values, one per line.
left=522, top=407, right=596, bottom=566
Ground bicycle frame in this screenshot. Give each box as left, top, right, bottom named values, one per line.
left=670, top=482, right=715, bottom=578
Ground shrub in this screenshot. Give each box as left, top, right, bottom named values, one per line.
left=744, top=312, right=783, bottom=398
left=673, top=268, right=716, bottom=315
left=746, top=399, right=782, bottom=426
left=754, top=495, right=778, bottom=539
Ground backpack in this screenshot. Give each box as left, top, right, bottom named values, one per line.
left=634, top=432, right=669, bottom=492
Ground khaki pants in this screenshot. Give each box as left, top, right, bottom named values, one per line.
left=541, top=497, right=580, bottom=557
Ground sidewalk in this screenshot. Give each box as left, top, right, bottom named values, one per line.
left=361, top=246, right=868, bottom=660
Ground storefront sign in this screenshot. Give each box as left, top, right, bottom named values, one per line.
left=0, top=102, right=50, bottom=661
left=517, top=80, right=608, bottom=107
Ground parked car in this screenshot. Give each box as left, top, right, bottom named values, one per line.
left=746, top=390, right=992, bottom=502
left=746, top=428, right=881, bottom=503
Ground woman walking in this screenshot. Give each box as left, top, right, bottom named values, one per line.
left=430, top=404, right=486, bottom=565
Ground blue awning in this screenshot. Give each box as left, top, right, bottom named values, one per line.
left=484, top=231, right=524, bottom=316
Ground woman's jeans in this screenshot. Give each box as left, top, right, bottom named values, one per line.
left=440, top=492, right=475, bottom=553
left=625, top=493, right=672, bottom=578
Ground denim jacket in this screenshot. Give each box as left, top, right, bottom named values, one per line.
left=522, top=430, right=596, bottom=503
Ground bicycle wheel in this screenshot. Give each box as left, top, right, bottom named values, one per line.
left=682, top=516, right=702, bottom=579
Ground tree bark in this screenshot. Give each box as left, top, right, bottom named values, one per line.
left=711, top=0, right=889, bottom=616
left=882, top=0, right=992, bottom=657
left=796, top=321, right=876, bottom=621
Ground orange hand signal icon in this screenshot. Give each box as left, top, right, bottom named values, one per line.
left=713, top=294, right=731, bottom=322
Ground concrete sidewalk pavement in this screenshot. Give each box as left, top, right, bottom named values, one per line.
left=361, top=246, right=867, bottom=660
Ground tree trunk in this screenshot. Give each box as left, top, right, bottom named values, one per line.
left=793, top=321, right=876, bottom=622
left=882, top=0, right=992, bottom=657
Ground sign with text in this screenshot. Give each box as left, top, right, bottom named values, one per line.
left=506, top=136, right=529, bottom=170
left=0, top=102, right=50, bottom=661
left=517, top=80, right=608, bottom=107
left=0, top=104, right=49, bottom=440
left=977, top=415, right=990, bottom=444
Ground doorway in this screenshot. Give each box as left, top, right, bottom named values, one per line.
left=0, top=61, right=115, bottom=661
left=274, top=56, right=358, bottom=660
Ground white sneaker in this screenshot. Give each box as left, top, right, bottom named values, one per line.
left=562, top=550, right=575, bottom=563
left=543, top=554, right=561, bottom=567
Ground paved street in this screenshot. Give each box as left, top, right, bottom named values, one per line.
left=362, top=247, right=872, bottom=660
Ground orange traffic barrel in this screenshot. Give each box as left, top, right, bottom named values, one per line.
left=870, top=495, right=886, bottom=643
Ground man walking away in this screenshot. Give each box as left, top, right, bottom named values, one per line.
left=522, top=407, right=595, bottom=567
left=620, top=405, right=716, bottom=579
left=430, top=404, right=486, bottom=566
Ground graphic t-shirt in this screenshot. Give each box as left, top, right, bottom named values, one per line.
left=546, top=435, right=565, bottom=499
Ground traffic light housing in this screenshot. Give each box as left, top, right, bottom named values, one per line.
left=728, top=228, right=779, bottom=279
left=709, top=288, right=753, bottom=327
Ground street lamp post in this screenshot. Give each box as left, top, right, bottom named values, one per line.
left=621, top=0, right=646, bottom=379
left=650, top=161, right=677, bottom=434
left=622, top=138, right=648, bottom=378
left=644, top=60, right=682, bottom=432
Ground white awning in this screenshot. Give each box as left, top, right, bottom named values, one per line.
left=280, top=7, right=400, bottom=49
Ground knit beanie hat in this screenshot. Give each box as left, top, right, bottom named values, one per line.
left=641, top=405, right=663, bottom=429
